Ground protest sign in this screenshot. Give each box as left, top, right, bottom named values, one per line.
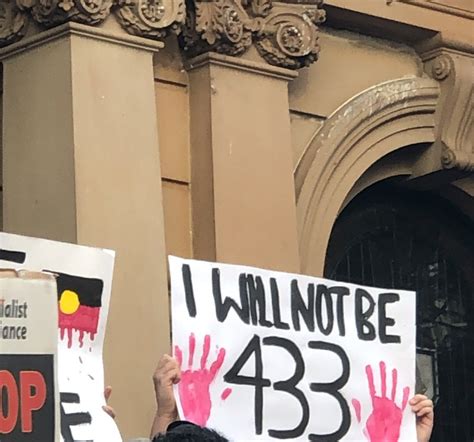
left=0, top=233, right=121, bottom=442
left=0, top=270, right=59, bottom=441
left=170, top=256, right=417, bottom=441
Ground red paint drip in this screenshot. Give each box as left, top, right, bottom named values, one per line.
left=188, top=333, right=196, bottom=368
left=79, top=330, right=85, bottom=347
left=58, top=305, right=100, bottom=348
left=352, top=398, right=362, bottom=423
left=221, top=388, right=232, bottom=401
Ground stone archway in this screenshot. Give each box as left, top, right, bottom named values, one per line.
left=295, top=76, right=440, bottom=275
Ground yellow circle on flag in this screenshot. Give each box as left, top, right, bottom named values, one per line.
left=59, top=290, right=80, bottom=315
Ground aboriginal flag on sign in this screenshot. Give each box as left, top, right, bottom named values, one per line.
left=47, top=271, right=104, bottom=349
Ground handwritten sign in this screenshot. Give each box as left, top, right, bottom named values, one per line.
left=0, top=233, right=121, bottom=442
left=0, top=270, right=59, bottom=441
left=170, top=256, right=417, bottom=441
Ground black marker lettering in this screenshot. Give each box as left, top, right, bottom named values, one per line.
left=308, top=341, right=351, bottom=441
left=291, top=280, right=315, bottom=332
left=355, top=288, right=376, bottom=341
left=333, top=286, right=350, bottom=336
left=60, top=392, right=92, bottom=442
left=263, top=337, right=309, bottom=439
left=224, top=335, right=271, bottom=435
left=244, top=274, right=273, bottom=328
left=182, top=264, right=196, bottom=317
left=212, top=268, right=249, bottom=324
left=378, top=293, right=401, bottom=344
left=315, top=285, right=334, bottom=336
left=0, top=249, right=26, bottom=264
left=270, top=278, right=290, bottom=330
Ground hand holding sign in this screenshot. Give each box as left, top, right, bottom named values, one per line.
left=409, top=395, right=434, bottom=442
left=102, top=386, right=116, bottom=419
left=174, top=334, right=229, bottom=426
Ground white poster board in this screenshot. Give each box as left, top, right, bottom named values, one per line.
left=0, top=270, right=60, bottom=441
left=0, top=233, right=121, bottom=442
left=170, top=256, right=417, bottom=441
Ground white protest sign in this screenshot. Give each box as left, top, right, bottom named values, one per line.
left=0, top=270, right=60, bottom=441
left=0, top=233, right=122, bottom=442
left=170, top=256, right=417, bottom=441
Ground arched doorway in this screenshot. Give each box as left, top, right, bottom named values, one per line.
left=325, top=184, right=474, bottom=441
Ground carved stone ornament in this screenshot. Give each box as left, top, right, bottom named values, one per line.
left=441, top=148, right=474, bottom=172
left=431, top=53, right=452, bottom=80
left=181, top=0, right=326, bottom=69
left=0, top=0, right=325, bottom=71
left=0, top=1, right=29, bottom=48
left=31, top=0, right=114, bottom=26
left=181, top=0, right=253, bottom=56
left=429, top=51, right=473, bottom=172
left=115, top=0, right=186, bottom=39
left=255, top=7, right=324, bottom=69
left=0, top=0, right=185, bottom=46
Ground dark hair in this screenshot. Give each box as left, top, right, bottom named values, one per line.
left=152, top=421, right=229, bottom=442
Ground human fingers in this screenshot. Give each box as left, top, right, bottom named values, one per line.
left=411, top=399, right=433, bottom=413
left=104, top=386, right=112, bottom=402
left=103, top=405, right=116, bottom=419
left=409, top=394, right=428, bottom=405
left=159, top=365, right=182, bottom=386
left=154, top=355, right=180, bottom=380
left=416, top=406, right=434, bottom=418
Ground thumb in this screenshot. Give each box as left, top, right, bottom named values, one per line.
left=104, top=385, right=112, bottom=402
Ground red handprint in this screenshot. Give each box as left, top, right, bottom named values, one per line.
left=174, top=333, right=231, bottom=427
left=352, top=361, right=410, bottom=442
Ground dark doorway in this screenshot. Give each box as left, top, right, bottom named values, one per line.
left=325, top=185, right=474, bottom=442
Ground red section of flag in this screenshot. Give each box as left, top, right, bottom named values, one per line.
left=58, top=305, right=100, bottom=348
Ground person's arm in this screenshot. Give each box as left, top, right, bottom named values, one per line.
left=410, top=394, right=434, bottom=442
left=150, top=354, right=181, bottom=439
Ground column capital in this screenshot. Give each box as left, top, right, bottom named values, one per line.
left=0, top=0, right=185, bottom=48
left=181, top=0, right=325, bottom=70
left=0, top=0, right=325, bottom=70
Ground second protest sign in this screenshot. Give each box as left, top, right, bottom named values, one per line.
left=170, top=256, right=417, bottom=441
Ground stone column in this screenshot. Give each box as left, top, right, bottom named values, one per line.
left=182, top=0, right=326, bottom=273
left=187, top=53, right=301, bottom=272
left=1, top=20, right=168, bottom=440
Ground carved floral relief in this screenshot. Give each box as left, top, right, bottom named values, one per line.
left=0, top=0, right=325, bottom=71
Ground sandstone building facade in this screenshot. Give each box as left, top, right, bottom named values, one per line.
left=0, top=0, right=472, bottom=439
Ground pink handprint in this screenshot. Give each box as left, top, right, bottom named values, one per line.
left=174, top=333, right=231, bottom=427
left=352, top=361, right=410, bottom=442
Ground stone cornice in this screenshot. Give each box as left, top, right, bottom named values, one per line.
left=185, top=51, right=299, bottom=80
left=0, top=21, right=164, bottom=61
left=416, top=33, right=474, bottom=60
left=0, top=0, right=325, bottom=70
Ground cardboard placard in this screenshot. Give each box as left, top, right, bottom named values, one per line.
left=0, top=233, right=121, bottom=442
left=170, top=256, right=417, bottom=441
left=0, top=270, right=59, bottom=441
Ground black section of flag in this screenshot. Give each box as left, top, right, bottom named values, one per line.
left=0, top=249, right=26, bottom=264
left=44, top=271, right=104, bottom=308
left=0, top=354, right=55, bottom=441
